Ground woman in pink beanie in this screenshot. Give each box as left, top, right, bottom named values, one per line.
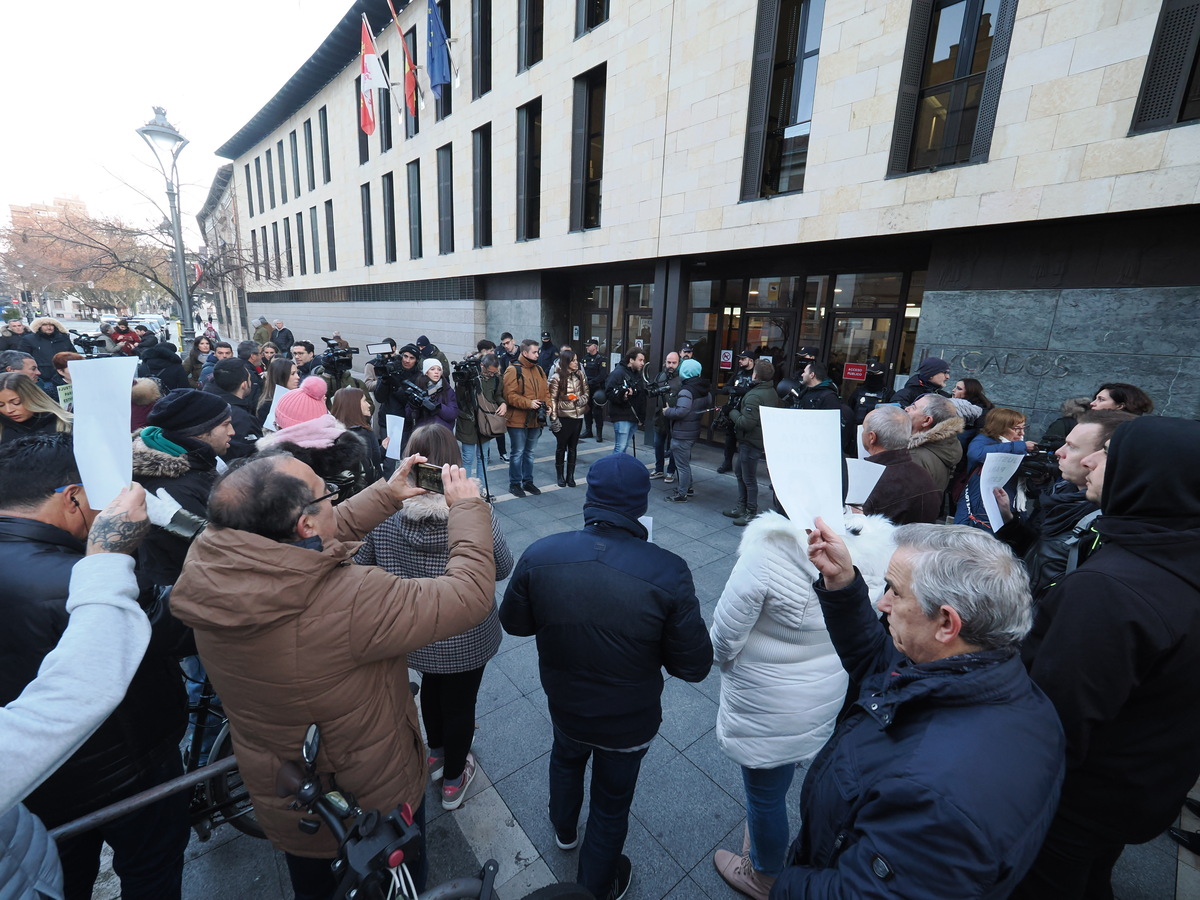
left=274, top=376, right=328, bottom=429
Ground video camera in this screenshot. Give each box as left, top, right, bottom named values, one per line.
left=1019, top=441, right=1061, bottom=485
left=70, top=329, right=110, bottom=357
left=319, top=336, right=359, bottom=377
left=397, top=378, right=440, bottom=414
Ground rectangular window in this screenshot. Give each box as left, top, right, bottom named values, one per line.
left=380, top=51, right=394, bottom=151
left=1131, top=0, right=1200, bottom=133
left=265, top=149, right=276, bottom=208
left=260, top=226, right=269, bottom=278
left=303, top=119, right=316, bottom=191
left=383, top=171, right=398, bottom=262
left=250, top=229, right=260, bottom=278
left=271, top=222, right=282, bottom=279
left=277, top=140, right=288, bottom=204
left=361, top=183, right=375, bottom=266
left=309, top=206, right=322, bottom=274
left=325, top=200, right=337, bottom=272
left=405, top=28, right=421, bottom=138
left=290, top=130, right=302, bottom=197
left=254, top=157, right=265, bottom=214
left=741, top=0, right=825, bottom=199
left=888, top=0, right=1016, bottom=174
left=244, top=164, right=255, bottom=218
left=406, top=160, right=423, bottom=259
left=472, top=0, right=492, bottom=98
left=518, top=0, right=544, bottom=71
left=296, top=212, right=308, bottom=275
left=435, top=1, right=454, bottom=121
left=576, top=0, right=609, bottom=36
left=283, top=216, right=294, bottom=277
left=436, top=143, right=455, bottom=254
left=356, top=76, right=371, bottom=165
left=318, top=105, right=332, bottom=184
left=516, top=98, right=542, bottom=241
left=472, top=123, right=493, bottom=248
left=570, top=64, right=606, bottom=231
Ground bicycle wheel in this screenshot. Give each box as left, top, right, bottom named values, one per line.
left=207, top=723, right=267, bottom=839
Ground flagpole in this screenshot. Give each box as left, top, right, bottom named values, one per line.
left=384, top=0, right=426, bottom=113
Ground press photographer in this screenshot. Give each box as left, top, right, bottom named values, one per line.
left=372, top=343, right=423, bottom=454
left=453, top=354, right=506, bottom=496
left=316, top=335, right=369, bottom=402
left=602, top=347, right=649, bottom=456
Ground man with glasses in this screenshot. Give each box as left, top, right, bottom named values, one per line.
left=171, top=452, right=497, bottom=900
left=502, top=338, right=551, bottom=497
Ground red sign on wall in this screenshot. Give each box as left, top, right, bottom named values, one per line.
left=842, top=362, right=868, bottom=381
left=719, top=349, right=734, bottom=370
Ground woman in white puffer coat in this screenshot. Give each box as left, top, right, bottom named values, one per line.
left=709, top=509, right=895, bottom=900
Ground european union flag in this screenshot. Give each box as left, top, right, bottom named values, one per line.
left=427, top=0, right=451, bottom=101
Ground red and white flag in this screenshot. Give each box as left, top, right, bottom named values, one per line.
left=360, top=16, right=388, bottom=135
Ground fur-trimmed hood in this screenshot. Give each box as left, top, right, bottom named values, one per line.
left=398, top=490, right=449, bottom=523
left=131, top=432, right=197, bottom=479
left=257, top=415, right=368, bottom=481
left=28, top=316, right=68, bottom=335
left=131, top=378, right=164, bottom=407
left=908, top=415, right=964, bottom=449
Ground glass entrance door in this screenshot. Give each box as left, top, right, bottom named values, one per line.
left=827, top=315, right=893, bottom=391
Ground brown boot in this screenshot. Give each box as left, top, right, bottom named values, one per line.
left=713, top=850, right=775, bottom=900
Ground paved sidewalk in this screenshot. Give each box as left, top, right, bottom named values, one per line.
left=100, top=435, right=1188, bottom=899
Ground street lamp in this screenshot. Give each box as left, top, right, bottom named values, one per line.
left=137, top=107, right=193, bottom=342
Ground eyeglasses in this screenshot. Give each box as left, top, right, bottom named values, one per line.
left=54, top=483, right=82, bottom=493
left=310, top=482, right=341, bottom=506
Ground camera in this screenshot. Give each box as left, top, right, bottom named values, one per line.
left=398, top=378, right=440, bottom=414
left=70, top=329, right=109, bottom=357
left=450, top=357, right=482, bottom=384
left=1019, top=442, right=1060, bottom=484
left=319, top=336, right=359, bottom=377
left=645, top=381, right=672, bottom=399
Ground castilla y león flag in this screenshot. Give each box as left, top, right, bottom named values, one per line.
left=359, top=16, right=388, bottom=135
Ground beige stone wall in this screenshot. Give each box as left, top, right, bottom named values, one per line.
left=230, top=0, right=1200, bottom=291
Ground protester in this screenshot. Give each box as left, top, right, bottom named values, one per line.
left=500, top=454, right=713, bottom=900
left=661, top=358, right=710, bottom=502
left=205, top=358, right=264, bottom=459
left=1089, top=382, right=1154, bottom=415
left=860, top=405, right=941, bottom=525
left=0, top=372, right=72, bottom=444
left=776, top=520, right=1065, bottom=898
left=709, top=506, right=894, bottom=899
left=547, top=349, right=589, bottom=488
left=0, top=318, right=29, bottom=352
left=136, top=343, right=190, bottom=391
left=1040, top=396, right=1091, bottom=450
left=133, top=324, right=159, bottom=354
left=891, top=355, right=952, bottom=407
left=171, top=453, right=495, bottom=899
left=330, top=386, right=385, bottom=482
left=257, top=357, right=300, bottom=427
left=110, top=319, right=141, bottom=357
left=130, top=378, right=164, bottom=433
left=19, top=317, right=76, bottom=389
left=235, top=341, right=265, bottom=407
left=252, top=315, right=272, bottom=346
left=354, top=425, right=512, bottom=810
left=905, top=393, right=965, bottom=493
left=200, top=341, right=234, bottom=386
left=0, top=434, right=189, bottom=900
left=260, top=341, right=280, bottom=366
left=415, top=334, right=450, bottom=374
left=182, top=336, right=212, bottom=388
left=270, top=319, right=295, bottom=355
left=955, top=408, right=1037, bottom=530
left=1017, top=416, right=1200, bottom=898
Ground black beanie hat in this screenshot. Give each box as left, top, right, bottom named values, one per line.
left=147, top=389, right=231, bottom=438
left=584, top=455, right=651, bottom=520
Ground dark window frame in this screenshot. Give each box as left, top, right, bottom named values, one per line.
left=516, top=98, right=542, bottom=241
left=244, top=164, right=255, bottom=218
left=472, top=123, right=493, bottom=248
left=325, top=199, right=338, bottom=272
left=254, top=157, right=265, bottom=214
left=361, top=183, right=375, bottom=266
left=303, top=119, right=316, bottom=191
left=260, top=225, right=269, bottom=278
left=250, top=229, right=260, bottom=278
left=265, top=149, right=276, bottom=208
left=271, top=221, right=282, bottom=279
left=1130, top=0, right=1200, bottom=133
left=436, top=143, right=455, bottom=254
left=383, top=171, right=398, bottom=263
left=472, top=0, right=492, bottom=98
left=283, top=216, right=294, bottom=277
left=290, top=130, right=302, bottom=197
left=404, top=28, right=421, bottom=139
left=407, top=159, right=424, bottom=259
left=318, top=105, right=332, bottom=184
left=277, top=140, right=288, bottom=204
left=296, top=212, right=308, bottom=275
left=380, top=51, right=395, bottom=151
left=575, top=0, right=609, bottom=37
left=435, top=1, right=454, bottom=121
left=570, top=64, right=607, bottom=231
left=309, top=206, right=322, bottom=274
left=518, top=0, right=544, bottom=72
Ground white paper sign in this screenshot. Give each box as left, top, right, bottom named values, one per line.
left=845, top=458, right=887, bottom=506
left=262, top=385, right=289, bottom=431
left=980, top=451, right=1025, bottom=531
left=856, top=425, right=870, bottom=459
left=385, top=415, right=406, bottom=460
left=638, top=515, right=654, bottom=543
left=67, top=356, right=139, bottom=509
left=761, top=407, right=846, bottom=533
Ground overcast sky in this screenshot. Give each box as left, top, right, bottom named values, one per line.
left=1, top=0, right=354, bottom=238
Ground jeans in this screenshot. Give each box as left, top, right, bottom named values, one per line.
left=508, top=426, right=542, bottom=484
left=57, top=749, right=190, bottom=900
left=1010, top=810, right=1124, bottom=900
left=286, top=800, right=428, bottom=900
left=671, top=439, right=695, bottom=497
left=742, top=764, right=795, bottom=877
left=654, top=429, right=676, bottom=474
left=419, top=666, right=486, bottom=781
left=611, top=420, right=636, bottom=456
left=735, top=445, right=766, bottom=509
left=459, top=438, right=492, bottom=482
left=548, top=725, right=649, bottom=898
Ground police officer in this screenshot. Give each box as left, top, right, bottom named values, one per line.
left=581, top=338, right=609, bottom=441
left=717, top=350, right=756, bottom=474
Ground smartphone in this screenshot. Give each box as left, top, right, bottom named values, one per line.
left=366, top=342, right=394, bottom=356
left=414, top=462, right=445, bottom=494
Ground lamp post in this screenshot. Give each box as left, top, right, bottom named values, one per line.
left=137, top=107, right=193, bottom=343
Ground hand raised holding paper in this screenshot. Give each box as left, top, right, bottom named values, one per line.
left=807, top=516, right=856, bottom=591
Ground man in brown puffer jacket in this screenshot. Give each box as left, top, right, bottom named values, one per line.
left=171, top=453, right=495, bottom=899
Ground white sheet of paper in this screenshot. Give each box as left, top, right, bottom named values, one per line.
left=68, top=356, right=139, bottom=509
left=638, top=515, right=654, bottom=543
left=385, top=415, right=405, bottom=460
left=262, top=385, right=289, bottom=431
left=856, top=425, right=869, bottom=459
left=761, top=407, right=846, bottom=533
left=980, top=452, right=1025, bottom=530
left=845, top=458, right=887, bottom=506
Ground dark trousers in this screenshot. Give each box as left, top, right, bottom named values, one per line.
left=654, top=428, right=676, bottom=474
left=585, top=400, right=605, bottom=438
left=1010, top=811, right=1125, bottom=900
left=496, top=431, right=507, bottom=455
left=735, top=445, right=766, bottom=509
left=419, top=667, right=486, bottom=781
left=554, top=417, right=583, bottom=474
left=285, top=800, right=427, bottom=900
left=548, top=725, right=649, bottom=898
left=723, top=429, right=738, bottom=467
left=57, top=751, right=190, bottom=900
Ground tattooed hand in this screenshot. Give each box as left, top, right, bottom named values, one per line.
left=87, top=484, right=152, bottom=556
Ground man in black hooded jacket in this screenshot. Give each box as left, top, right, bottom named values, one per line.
left=1015, top=416, right=1200, bottom=898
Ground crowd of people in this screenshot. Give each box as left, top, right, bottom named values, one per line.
left=1, top=315, right=1198, bottom=900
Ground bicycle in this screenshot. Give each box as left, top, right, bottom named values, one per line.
left=277, top=723, right=594, bottom=900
